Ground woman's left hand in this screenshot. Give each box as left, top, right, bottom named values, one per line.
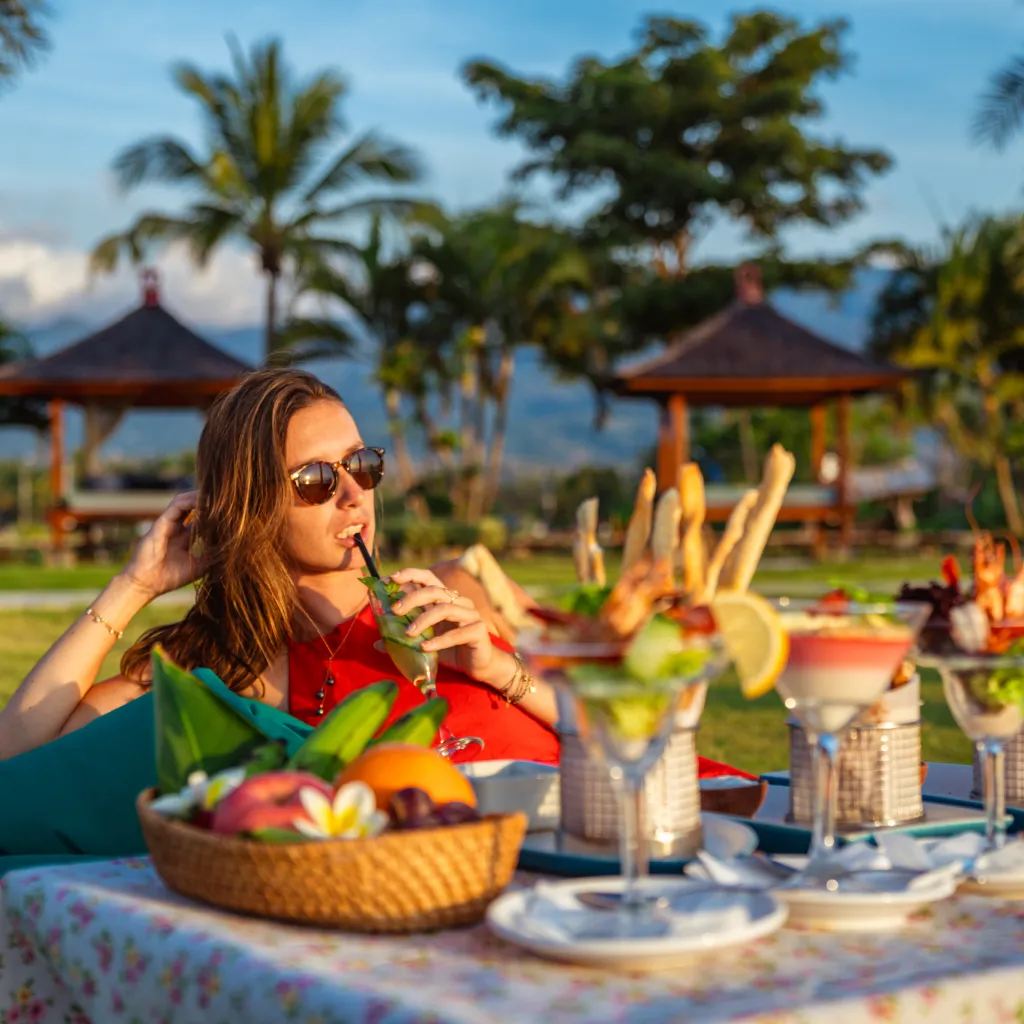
left=386, top=567, right=506, bottom=685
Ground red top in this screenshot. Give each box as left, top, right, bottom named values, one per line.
left=287, top=604, right=755, bottom=779
left=288, top=605, right=560, bottom=764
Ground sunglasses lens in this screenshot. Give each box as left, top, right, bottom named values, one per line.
left=295, top=462, right=338, bottom=505
left=345, top=448, right=384, bottom=490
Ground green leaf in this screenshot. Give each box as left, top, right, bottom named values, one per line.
left=249, top=828, right=314, bottom=844
left=152, top=645, right=272, bottom=795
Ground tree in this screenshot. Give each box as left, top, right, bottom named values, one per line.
left=464, top=12, right=892, bottom=355
left=0, top=0, right=49, bottom=84
left=0, top=318, right=47, bottom=431
left=91, top=37, right=422, bottom=359
left=869, top=217, right=1024, bottom=533
left=286, top=203, right=595, bottom=519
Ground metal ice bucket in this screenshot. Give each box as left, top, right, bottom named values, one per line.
left=557, top=680, right=706, bottom=857
left=972, top=728, right=1024, bottom=802
left=788, top=719, right=924, bottom=829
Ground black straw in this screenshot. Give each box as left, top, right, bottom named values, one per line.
left=354, top=532, right=380, bottom=578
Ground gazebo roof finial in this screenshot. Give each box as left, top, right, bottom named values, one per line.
left=734, top=262, right=764, bottom=304
left=141, top=267, right=160, bottom=308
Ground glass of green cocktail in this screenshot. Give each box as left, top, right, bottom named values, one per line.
left=363, top=577, right=484, bottom=759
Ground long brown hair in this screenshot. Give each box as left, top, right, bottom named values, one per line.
left=121, top=367, right=344, bottom=692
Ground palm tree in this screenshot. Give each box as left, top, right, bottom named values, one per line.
left=869, top=217, right=1024, bottom=533
left=0, top=0, right=49, bottom=84
left=91, top=37, right=422, bottom=359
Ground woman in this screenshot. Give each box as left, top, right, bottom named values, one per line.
left=0, top=367, right=559, bottom=764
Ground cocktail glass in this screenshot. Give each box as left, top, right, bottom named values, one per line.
left=520, top=627, right=727, bottom=937
left=366, top=588, right=484, bottom=760
left=917, top=652, right=1024, bottom=853
left=773, top=598, right=930, bottom=885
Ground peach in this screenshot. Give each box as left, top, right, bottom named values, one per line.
left=210, top=771, right=332, bottom=837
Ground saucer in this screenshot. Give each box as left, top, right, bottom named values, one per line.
left=486, top=877, right=787, bottom=970
left=771, top=856, right=957, bottom=931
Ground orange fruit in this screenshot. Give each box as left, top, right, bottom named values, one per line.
left=334, top=742, right=477, bottom=811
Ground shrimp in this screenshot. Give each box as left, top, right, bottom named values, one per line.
left=973, top=534, right=1006, bottom=623
left=1002, top=531, right=1024, bottom=619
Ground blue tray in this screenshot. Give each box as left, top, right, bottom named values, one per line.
left=751, top=775, right=1007, bottom=855
left=518, top=813, right=757, bottom=876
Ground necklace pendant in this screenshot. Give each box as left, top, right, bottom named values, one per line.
left=325, top=675, right=335, bottom=687
left=315, top=689, right=325, bottom=701
left=314, top=707, right=325, bottom=717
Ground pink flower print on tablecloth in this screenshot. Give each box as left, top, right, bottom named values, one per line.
left=24, top=1001, right=45, bottom=1023
left=120, top=939, right=148, bottom=985
left=93, top=930, right=114, bottom=973
left=67, top=901, right=95, bottom=932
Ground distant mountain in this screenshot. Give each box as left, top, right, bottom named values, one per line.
left=0, top=268, right=893, bottom=473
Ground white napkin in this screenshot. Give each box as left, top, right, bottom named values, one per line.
left=934, top=833, right=1024, bottom=877
left=689, top=834, right=970, bottom=894
left=516, top=882, right=752, bottom=944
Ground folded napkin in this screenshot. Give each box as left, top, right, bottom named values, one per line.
left=931, top=833, right=1024, bottom=876
left=515, top=882, right=752, bottom=943
left=689, top=833, right=970, bottom=894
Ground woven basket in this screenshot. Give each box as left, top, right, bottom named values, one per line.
left=972, top=728, right=1024, bottom=803
left=558, top=728, right=702, bottom=855
left=788, top=720, right=924, bottom=829
left=137, top=789, right=526, bottom=933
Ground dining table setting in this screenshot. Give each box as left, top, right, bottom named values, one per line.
left=7, top=455, right=1024, bottom=1023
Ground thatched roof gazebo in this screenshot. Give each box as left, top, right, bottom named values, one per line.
left=610, top=264, right=915, bottom=547
left=0, top=270, right=252, bottom=548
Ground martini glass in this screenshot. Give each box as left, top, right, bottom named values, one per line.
left=917, top=652, right=1024, bottom=853
left=366, top=588, right=484, bottom=760
left=773, top=598, right=930, bottom=886
left=520, top=624, right=727, bottom=938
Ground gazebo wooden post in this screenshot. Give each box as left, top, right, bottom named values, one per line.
left=656, top=394, right=689, bottom=491
left=836, top=393, right=853, bottom=553
left=48, top=400, right=65, bottom=550
left=809, top=402, right=828, bottom=559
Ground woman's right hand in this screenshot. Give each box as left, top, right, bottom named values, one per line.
left=119, top=490, right=202, bottom=600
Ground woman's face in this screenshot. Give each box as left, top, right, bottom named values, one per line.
left=281, top=399, right=378, bottom=575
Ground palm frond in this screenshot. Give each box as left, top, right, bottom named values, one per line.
left=0, top=0, right=50, bottom=81
left=973, top=53, right=1024, bottom=150
left=112, top=136, right=207, bottom=192
left=302, top=131, right=421, bottom=203
left=180, top=204, right=243, bottom=265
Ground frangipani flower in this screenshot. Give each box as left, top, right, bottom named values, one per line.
left=150, top=768, right=247, bottom=818
left=294, top=782, right=388, bottom=840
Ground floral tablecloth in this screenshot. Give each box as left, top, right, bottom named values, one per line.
left=3, top=859, right=1024, bottom=1022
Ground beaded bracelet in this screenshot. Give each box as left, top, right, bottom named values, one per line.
left=85, top=606, right=124, bottom=640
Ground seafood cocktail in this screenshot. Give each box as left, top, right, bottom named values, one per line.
left=362, top=576, right=483, bottom=759
left=522, top=592, right=726, bottom=936
left=774, top=599, right=930, bottom=879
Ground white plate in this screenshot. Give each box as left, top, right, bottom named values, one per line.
left=771, top=856, right=957, bottom=931
left=459, top=760, right=560, bottom=831
left=486, top=877, right=787, bottom=970
left=959, top=866, right=1024, bottom=898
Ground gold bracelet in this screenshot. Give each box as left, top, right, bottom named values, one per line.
left=85, top=606, right=124, bottom=640
left=503, top=652, right=536, bottom=707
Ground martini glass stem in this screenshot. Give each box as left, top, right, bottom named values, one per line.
left=613, top=769, right=648, bottom=912
left=979, top=739, right=1007, bottom=851
left=808, top=730, right=841, bottom=863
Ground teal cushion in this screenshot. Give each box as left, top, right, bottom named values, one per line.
left=0, top=671, right=312, bottom=862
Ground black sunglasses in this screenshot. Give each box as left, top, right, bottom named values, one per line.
left=289, top=447, right=386, bottom=505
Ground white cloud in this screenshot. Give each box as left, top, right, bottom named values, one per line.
left=0, top=233, right=265, bottom=327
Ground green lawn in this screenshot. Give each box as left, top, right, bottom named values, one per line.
left=0, top=550, right=969, bottom=774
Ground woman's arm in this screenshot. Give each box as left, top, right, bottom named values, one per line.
left=0, top=574, right=154, bottom=758
left=388, top=567, right=559, bottom=728
left=0, top=491, right=200, bottom=758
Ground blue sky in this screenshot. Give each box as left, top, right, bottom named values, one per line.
left=0, top=0, right=1022, bottom=325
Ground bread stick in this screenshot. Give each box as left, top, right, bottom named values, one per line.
left=678, top=463, right=707, bottom=600
left=651, top=488, right=681, bottom=588
left=622, top=468, right=656, bottom=573
left=698, top=489, right=758, bottom=603
left=717, top=445, right=795, bottom=592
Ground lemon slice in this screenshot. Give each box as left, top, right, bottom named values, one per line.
left=710, top=591, right=789, bottom=700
